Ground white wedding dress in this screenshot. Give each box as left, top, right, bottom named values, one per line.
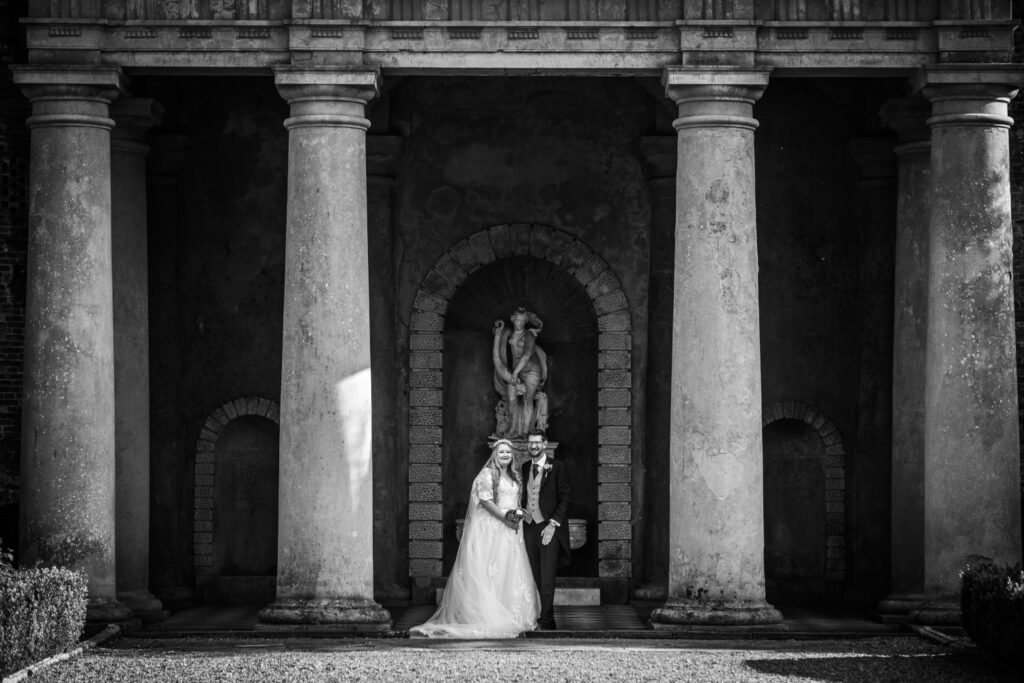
left=410, top=468, right=540, bottom=638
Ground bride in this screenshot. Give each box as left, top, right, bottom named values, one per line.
left=410, top=439, right=540, bottom=638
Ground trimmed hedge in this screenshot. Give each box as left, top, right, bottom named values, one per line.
left=961, top=562, right=1024, bottom=663
left=0, top=565, right=88, bottom=676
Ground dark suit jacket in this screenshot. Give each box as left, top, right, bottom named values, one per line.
left=521, top=458, right=572, bottom=566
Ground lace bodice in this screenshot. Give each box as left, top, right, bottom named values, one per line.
left=475, top=469, right=520, bottom=511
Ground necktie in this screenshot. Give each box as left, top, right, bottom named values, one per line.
left=533, top=464, right=539, bottom=478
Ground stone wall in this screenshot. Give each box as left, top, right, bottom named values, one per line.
left=1011, top=0, right=1024, bottom=550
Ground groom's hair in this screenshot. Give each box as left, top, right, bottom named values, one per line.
left=527, top=428, right=547, bottom=440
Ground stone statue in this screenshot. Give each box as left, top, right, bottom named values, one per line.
left=492, top=307, right=549, bottom=438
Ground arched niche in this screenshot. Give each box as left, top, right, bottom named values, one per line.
left=406, top=224, right=633, bottom=587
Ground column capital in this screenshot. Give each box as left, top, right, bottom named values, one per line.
left=662, top=67, right=771, bottom=131
left=366, top=135, right=404, bottom=178
left=11, top=64, right=128, bottom=103
left=274, top=66, right=380, bottom=131
left=111, top=98, right=163, bottom=153
left=639, top=136, right=676, bottom=181
left=879, top=97, right=931, bottom=145
left=849, top=137, right=897, bottom=184
left=911, top=65, right=1024, bottom=130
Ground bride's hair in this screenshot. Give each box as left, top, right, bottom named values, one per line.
left=485, top=440, right=522, bottom=502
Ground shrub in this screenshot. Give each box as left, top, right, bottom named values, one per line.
left=0, top=552, right=88, bottom=676
left=960, top=562, right=1024, bottom=663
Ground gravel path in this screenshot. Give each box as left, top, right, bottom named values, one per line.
left=28, top=636, right=1016, bottom=682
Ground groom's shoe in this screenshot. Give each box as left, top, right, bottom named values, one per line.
left=539, top=619, right=557, bottom=631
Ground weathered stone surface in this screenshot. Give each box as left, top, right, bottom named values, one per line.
left=408, top=464, right=441, bottom=483
left=408, top=559, right=442, bottom=577
left=468, top=230, right=497, bottom=265
left=488, top=224, right=512, bottom=258
left=409, top=426, right=442, bottom=444
left=409, top=371, right=442, bottom=388
left=599, top=521, right=632, bottom=540
left=586, top=268, right=621, bottom=300
left=598, top=483, right=631, bottom=501
left=598, top=426, right=630, bottom=445
left=598, top=445, right=630, bottom=464
left=509, top=222, right=531, bottom=255
left=414, top=289, right=450, bottom=316
left=409, top=351, right=443, bottom=369
left=409, top=408, right=443, bottom=426
left=599, top=502, right=631, bottom=521
left=410, top=312, right=445, bottom=334
left=408, top=540, right=443, bottom=559
left=408, top=503, right=443, bottom=520
left=599, top=333, right=631, bottom=350
left=194, top=474, right=214, bottom=486
left=598, top=350, right=631, bottom=370
left=268, top=69, right=385, bottom=625
left=599, top=539, right=631, bottom=559
left=574, top=253, right=606, bottom=285
left=410, top=333, right=444, bottom=351
left=598, top=407, right=631, bottom=426
left=409, top=483, right=442, bottom=501
left=409, top=444, right=442, bottom=464
left=655, top=71, right=780, bottom=628
left=598, top=389, right=631, bottom=407
left=597, top=311, right=631, bottom=332
left=450, top=239, right=481, bottom=273
left=593, top=289, right=628, bottom=315
left=598, top=370, right=630, bottom=388
left=545, top=229, right=574, bottom=266
left=598, top=464, right=630, bottom=483
left=409, top=389, right=443, bottom=407
left=408, top=521, right=442, bottom=540
left=599, top=559, right=631, bottom=577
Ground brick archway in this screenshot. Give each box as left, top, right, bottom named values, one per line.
left=762, top=400, right=846, bottom=582
left=192, top=396, right=280, bottom=575
left=407, top=224, right=633, bottom=582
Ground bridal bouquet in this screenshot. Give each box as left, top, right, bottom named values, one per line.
left=505, top=508, right=526, bottom=529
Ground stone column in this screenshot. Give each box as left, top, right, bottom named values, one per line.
left=651, top=67, right=781, bottom=627
left=259, top=67, right=390, bottom=630
left=11, top=65, right=131, bottom=623
left=366, top=134, right=407, bottom=604
left=914, top=66, right=1024, bottom=622
left=848, top=137, right=896, bottom=602
left=639, top=135, right=676, bottom=597
left=877, top=97, right=931, bottom=618
left=110, top=98, right=165, bottom=619
left=146, top=134, right=196, bottom=610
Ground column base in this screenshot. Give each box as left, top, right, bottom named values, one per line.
left=257, top=598, right=392, bottom=631
left=117, top=590, right=168, bottom=623
left=877, top=592, right=924, bottom=623
left=650, top=599, right=783, bottom=628
left=910, top=597, right=961, bottom=626
left=86, top=598, right=134, bottom=624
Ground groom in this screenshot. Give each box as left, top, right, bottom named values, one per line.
left=521, top=428, right=571, bottom=630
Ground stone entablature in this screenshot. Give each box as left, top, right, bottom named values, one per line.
left=20, top=0, right=1015, bottom=72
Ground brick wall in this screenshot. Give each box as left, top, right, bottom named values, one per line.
left=0, top=0, right=26, bottom=553
left=0, top=0, right=27, bottom=502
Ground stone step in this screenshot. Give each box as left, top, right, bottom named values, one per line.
left=436, top=586, right=600, bottom=606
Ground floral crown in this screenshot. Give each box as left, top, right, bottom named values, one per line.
left=491, top=438, right=514, bottom=451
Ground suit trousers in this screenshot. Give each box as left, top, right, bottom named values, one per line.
left=523, top=520, right=559, bottom=627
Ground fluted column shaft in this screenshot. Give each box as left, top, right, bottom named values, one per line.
left=651, top=67, right=781, bottom=627
left=916, top=66, right=1024, bottom=620
left=878, top=97, right=931, bottom=617
left=110, top=97, right=164, bottom=617
left=259, top=67, right=390, bottom=629
left=12, top=65, right=131, bottom=622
